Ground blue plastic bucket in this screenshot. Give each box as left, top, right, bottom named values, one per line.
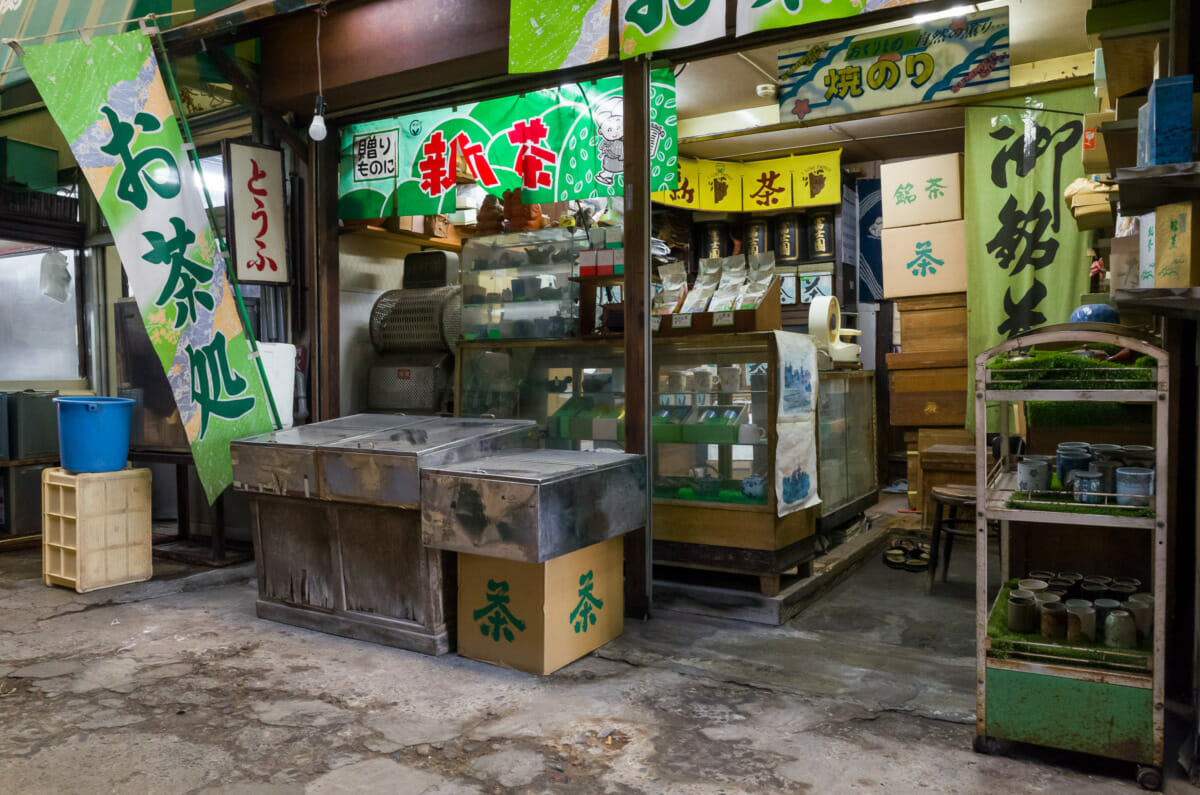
left=53, top=397, right=135, bottom=473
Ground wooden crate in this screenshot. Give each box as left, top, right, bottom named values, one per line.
left=891, top=391, right=968, bottom=426
left=889, top=367, right=968, bottom=394
left=896, top=293, right=967, bottom=353
left=916, top=429, right=974, bottom=529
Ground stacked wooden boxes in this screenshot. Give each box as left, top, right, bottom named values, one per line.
left=879, top=153, right=968, bottom=428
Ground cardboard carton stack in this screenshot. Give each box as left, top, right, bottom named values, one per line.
left=879, top=154, right=968, bottom=428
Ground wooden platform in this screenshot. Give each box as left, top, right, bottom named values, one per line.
left=652, top=515, right=889, bottom=625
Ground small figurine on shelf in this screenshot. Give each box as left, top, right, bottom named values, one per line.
left=476, top=194, right=505, bottom=236
left=503, top=189, right=543, bottom=232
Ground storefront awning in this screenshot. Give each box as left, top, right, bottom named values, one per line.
left=0, top=1, right=136, bottom=89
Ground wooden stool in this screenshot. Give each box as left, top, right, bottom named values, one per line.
left=926, top=484, right=994, bottom=594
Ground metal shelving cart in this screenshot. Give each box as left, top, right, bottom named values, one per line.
left=973, top=326, right=1168, bottom=790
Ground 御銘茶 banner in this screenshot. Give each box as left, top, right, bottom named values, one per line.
left=339, top=70, right=678, bottom=221
left=965, top=87, right=1096, bottom=430
left=778, top=7, right=1009, bottom=124
left=21, top=31, right=277, bottom=502
left=618, top=0, right=725, bottom=59
left=508, top=0, right=613, bottom=73
left=737, top=0, right=935, bottom=37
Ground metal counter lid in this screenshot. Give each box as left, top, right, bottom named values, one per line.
left=420, top=448, right=642, bottom=484
left=324, top=416, right=537, bottom=457
left=234, top=413, right=423, bottom=448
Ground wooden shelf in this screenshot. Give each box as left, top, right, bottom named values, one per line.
left=1113, top=287, right=1200, bottom=318
left=1115, top=162, right=1200, bottom=214
left=340, top=224, right=462, bottom=252
left=1099, top=120, right=1139, bottom=172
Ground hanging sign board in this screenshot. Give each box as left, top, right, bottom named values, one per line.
left=618, top=0, right=725, bottom=59
left=737, top=0, right=935, bottom=37
left=965, top=87, right=1094, bottom=430
left=657, top=151, right=841, bottom=212
left=224, top=141, right=289, bottom=285
left=508, top=0, right=613, bottom=73
left=778, top=7, right=1010, bottom=124
left=651, top=157, right=701, bottom=209
left=339, top=70, right=678, bottom=221
left=21, top=31, right=277, bottom=502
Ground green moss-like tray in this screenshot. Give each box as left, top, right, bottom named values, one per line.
left=1004, top=492, right=1154, bottom=518
left=652, top=487, right=767, bottom=506
left=986, top=582, right=1151, bottom=671
left=987, top=350, right=1155, bottom=391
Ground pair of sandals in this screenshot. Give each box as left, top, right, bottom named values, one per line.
left=883, top=538, right=931, bottom=572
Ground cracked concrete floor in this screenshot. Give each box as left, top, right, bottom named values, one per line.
left=0, top=532, right=1159, bottom=794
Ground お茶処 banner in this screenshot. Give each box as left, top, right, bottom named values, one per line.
left=778, top=7, right=1010, bottom=124
left=965, top=86, right=1096, bottom=430
left=736, top=0, right=935, bottom=37
left=508, top=0, right=614, bottom=73
left=339, top=70, right=678, bottom=221
left=21, top=31, right=277, bottom=502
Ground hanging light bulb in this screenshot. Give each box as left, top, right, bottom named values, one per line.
left=309, top=95, right=327, bottom=141
left=309, top=3, right=327, bottom=142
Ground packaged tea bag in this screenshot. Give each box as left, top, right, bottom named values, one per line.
left=707, top=255, right=747, bottom=312
left=652, top=261, right=689, bottom=315
left=738, top=252, right=776, bottom=309
left=680, top=258, right=723, bottom=313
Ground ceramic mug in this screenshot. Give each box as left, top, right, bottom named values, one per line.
left=1040, top=602, right=1068, bottom=640
left=666, top=370, right=691, bottom=393
left=1104, top=609, right=1138, bottom=649
left=1091, top=460, right=1121, bottom=501
left=1058, top=571, right=1084, bottom=583
left=1017, top=457, right=1051, bottom=493
left=718, top=366, right=742, bottom=393
left=1094, top=598, right=1122, bottom=641
left=1034, top=592, right=1061, bottom=605
left=1124, top=599, right=1152, bottom=643
left=1065, top=598, right=1093, bottom=610
left=1067, top=604, right=1097, bottom=644
left=1090, top=443, right=1124, bottom=463
left=1057, top=451, right=1092, bottom=488
left=1008, top=594, right=1037, bottom=634
left=1121, top=444, right=1155, bottom=468
left=1116, top=467, right=1154, bottom=507
left=741, top=474, right=767, bottom=499
left=1019, top=578, right=1048, bottom=594
left=1073, top=470, right=1104, bottom=505
left=738, top=424, right=767, bottom=444
left=1028, top=570, right=1057, bottom=581
left=692, top=369, right=718, bottom=392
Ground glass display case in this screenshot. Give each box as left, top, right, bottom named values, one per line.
left=459, top=228, right=581, bottom=341
left=817, top=370, right=877, bottom=526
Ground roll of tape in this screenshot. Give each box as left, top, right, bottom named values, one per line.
left=809, top=295, right=841, bottom=350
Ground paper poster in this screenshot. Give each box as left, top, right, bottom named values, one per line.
left=339, top=70, right=678, bottom=219
left=773, top=331, right=820, bottom=515
left=226, top=142, right=288, bottom=284
left=508, top=0, right=613, bottom=73
left=21, top=32, right=277, bottom=502
left=779, top=8, right=1010, bottom=124
left=618, top=0, right=725, bottom=59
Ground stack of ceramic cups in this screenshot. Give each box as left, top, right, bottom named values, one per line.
left=1008, top=570, right=1152, bottom=649
left=1045, top=442, right=1156, bottom=506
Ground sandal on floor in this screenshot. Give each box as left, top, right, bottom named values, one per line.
left=883, top=547, right=909, bottom=569
left=904, top=552, right=931, bottom=572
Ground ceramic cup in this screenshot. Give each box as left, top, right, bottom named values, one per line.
left=1018, top=578, right=1048, bottom=594
left=1017, top=457, right=1051, bottom=493
left=1084, top=575, right=1113, bottom=586
left=1080, top=582, right=1109, bottom=601
left=1045, top=588, right=1069, bottom=600
left=1057, top=450, right=1092, bottom=488
left=1065, top=598, right=1093, bottom=610
left=737, top=424, right=767, bottom=444
left=1028, top=570, right=1058, bottom=582
left=1049, top=578, right=1077, bottom=598
left=1073, top=470, right=1104, bottom=505
left=1116, top=467, right=1154, bottom=507
left=1034, top=592, right=1061, bottom=605
left=1094, top=598, right=1122, bottom=641
left=718, top=366, right=742, bottom=393
left=1009, top=589, right=1036, bottom=601
left=1067, top=604, right=1097, bottom=644
left=1058, top=571, right=1084, bottom=583
left=1008, top=594, right=1037, bottom=634
left=1109, top=583, right=1138, bottom=601
left=1104, top=609, right=1138, bottom=649
left=692, top=369, right=718, bottom=392
left=1130, top=592, right=1154, bottom=606
left=1089, top=443, right=1124, bottom=463
left=1114, top=577, right=1142, bottom=590
left=1091, top=460, right=1121, bottom=502
left=1121, top=445, right=1155, bottom=468
left=1124, top=599, right=1152, bottom=643
left=666, top=370, right=692, bottom=393
left=1040, top=602, right=1068, bottom=640
left=740, top=474, right=767, bottom=499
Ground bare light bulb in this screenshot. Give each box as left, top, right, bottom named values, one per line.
left=309, top=95, right=327, bottom=141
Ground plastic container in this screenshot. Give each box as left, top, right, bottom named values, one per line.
left=53, top=396, right=134, bottom=473
left=257, top=343, right=296, bottom=429
left=42, top=467, right=152, bottom=593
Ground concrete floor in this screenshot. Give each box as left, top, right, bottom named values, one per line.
left=0, top=503, right=1176, bottom=794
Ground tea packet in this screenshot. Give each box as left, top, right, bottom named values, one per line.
left=707, top=255, right=747, bottom=312
left=652, top=261, right=689, bottom=315
left=680, top=258, right=723, bottom=313
left=738, top=252, right=775, bottom=309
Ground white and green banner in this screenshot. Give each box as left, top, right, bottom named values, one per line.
left=508, top=0, right=613, bottom=73
left=778, top=8, right=1009, bottom=123
left=22, top=31, right=277, bottom=502
left=965, top=87, right=1096, bottom=428
left=340, top=70, right=678, bottom=221
left=737, top=0, right=934, bottom=37
left=618, top=0, right=725, bottom=59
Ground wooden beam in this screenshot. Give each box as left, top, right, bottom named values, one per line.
left=622, top=56, right=652, bottom=620
left=206, top=47, right=308, bottom=164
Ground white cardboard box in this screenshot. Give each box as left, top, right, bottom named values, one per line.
left=880, top=153, right=964, bottom=229
left=882, top=220, right=967, bottom=298
left=1139, top=211, right=1156, bottom=287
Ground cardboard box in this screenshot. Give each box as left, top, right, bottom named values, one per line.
left=882, top=220, right=966, bottom=298
left=596, top=248, right=615, bottom=276
left=1155, top=201, right=1200, bottom=288
left=1139, top=212, right=1156, bottom=287
left=880, top=153, right=963, bottom=229
left=578, top=249, right=598, bottom=277
left=895, top=292, right=967, bottom=354
left=1082, top=110, right=1117, bottom=174
left=1108, top=235, right=1141, bottom=292
left=1139, top=76, right=1194, bottom=166
left=457, top=536, right=623, bottom=675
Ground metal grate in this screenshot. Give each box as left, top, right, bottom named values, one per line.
left=369, top=286, right=462, bottom=353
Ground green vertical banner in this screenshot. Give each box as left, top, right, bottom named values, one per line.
left=737, top=0, right=935, bottom=36
left=339, top=70, right=678, bottom=220
left=21, top=31, right=276, bottom=502
left=508, top=0, right=613, bottom=73
left=618, top=0, right=725, bottom=59
left=965, top=87, right=1096, bottom=430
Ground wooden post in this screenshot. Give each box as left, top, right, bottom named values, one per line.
left=622, top=55, right=652, bottom=619
left=314, top=132, right=340, bottom=421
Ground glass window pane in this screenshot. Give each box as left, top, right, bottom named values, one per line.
left=0, top=247, right=80, bottom=380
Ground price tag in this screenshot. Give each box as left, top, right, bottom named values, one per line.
left=713, top=311, right=735, bottom=327
left=651, top=316, right=662, bottom=332
left=671, top=314, right=693, bottom=329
